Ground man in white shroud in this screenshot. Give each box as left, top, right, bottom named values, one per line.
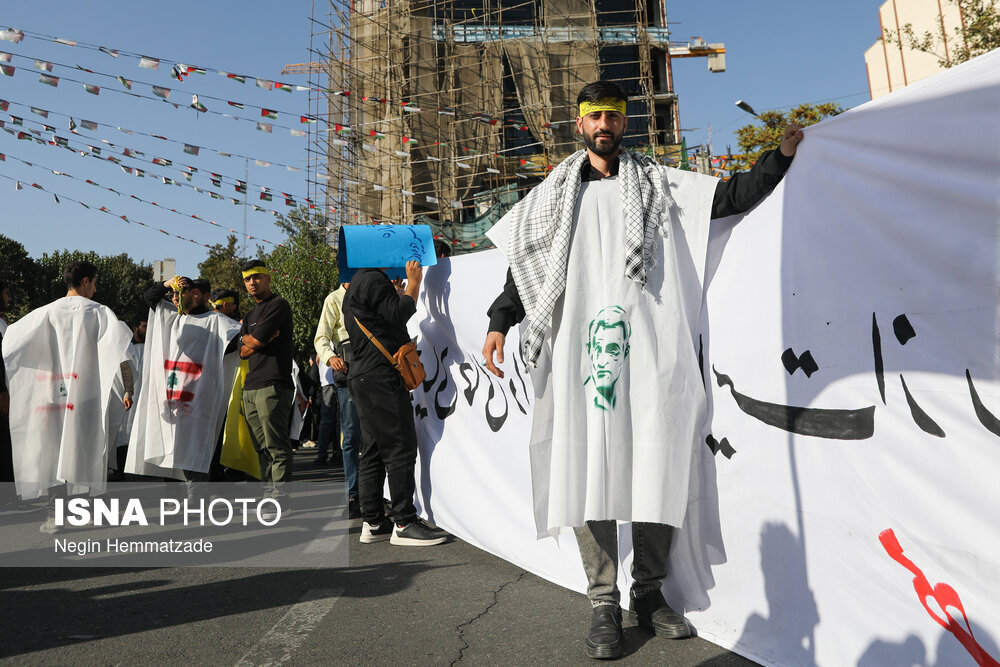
left=109, top=319, right=146, bottom=479
left=482, top=81, right=802, bottom=660
left=126, top=276, right=239, bottom=499
left=1, top=260, right=133, bottom=533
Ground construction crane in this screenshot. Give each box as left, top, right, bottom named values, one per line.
left=281, top=62, right=326, bottom=75
left=668, top=37, right=726, bottom=72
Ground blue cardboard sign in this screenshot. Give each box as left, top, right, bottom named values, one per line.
left=337, top=224, right=437, bottom=282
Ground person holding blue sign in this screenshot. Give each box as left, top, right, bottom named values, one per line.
left=343, top=254, right=448, bottom=547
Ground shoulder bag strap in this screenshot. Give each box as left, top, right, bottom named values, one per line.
left=353, top=316, right=399, bottom=369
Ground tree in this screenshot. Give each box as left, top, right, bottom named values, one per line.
left=733, top=102, right=844, bottom=172
left=198, top=233, right=256, bottom=316
left=0, top=234, right=39, bottom=322
left=883, top=0, right=1000, bottom=68
left=33, top=250, right=153, bottom=325
left=262, top=207, right=339, bottom=363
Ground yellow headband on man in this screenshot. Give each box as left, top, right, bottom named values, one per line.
left=211, top=296, right=235, bottom=308
left=242, top=266, right=270, bottom=279
left=579, top=98, right=627, bottom=117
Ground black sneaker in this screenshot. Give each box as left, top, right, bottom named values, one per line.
left=390, top=518, right=448, bottom=546
left=347, top=497, right=362, bottom=520
left=360, top=517, right=393, bottom=543
left=313, top=456, right=328, bottom=467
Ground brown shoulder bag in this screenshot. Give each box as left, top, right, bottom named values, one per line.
left=353, top=317, right=426, bottom=391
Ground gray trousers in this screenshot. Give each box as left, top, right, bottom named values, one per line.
left=573, top=520, right=674, bottom=607
left=243, top=384, right=294, bottom=497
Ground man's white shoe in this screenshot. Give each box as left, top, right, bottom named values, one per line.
left=39, top=517, right=62, bottom=534
left=360, top=518, right=393, bottom=543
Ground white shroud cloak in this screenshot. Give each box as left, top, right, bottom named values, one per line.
left=489, top=168, right=718, bottom=535
left=1, top=296, right=131, bottom=499
left=108, top=342, right=144, bottom=467
left=126, top=303, right=239, bottom=477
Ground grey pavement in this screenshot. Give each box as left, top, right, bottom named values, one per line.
left=0, top=449, right=758, bottom=666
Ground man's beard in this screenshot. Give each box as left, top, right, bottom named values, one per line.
left=583, top=130, right=623, bottom=157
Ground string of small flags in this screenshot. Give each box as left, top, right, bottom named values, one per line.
left=4, top=106, right=551, bottom=215
left=1, top=110, right=324, bottom=211
left=0, top=28, right=569, bottom=154
left=1, top=124, right=409, bottom=227
left=0, top=169, right=339, bottom=287
left=0, top=26, right=330, bottom=95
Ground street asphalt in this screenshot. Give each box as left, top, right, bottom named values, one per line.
left=0, top=449, right=759, bottom=666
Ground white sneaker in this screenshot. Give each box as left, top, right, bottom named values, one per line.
left=40, top=517, right=63, bottom=534
left=360, top=518, right=393, bottom=543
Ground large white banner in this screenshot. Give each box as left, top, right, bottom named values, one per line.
left=408, top=49, right=1000, bottom=667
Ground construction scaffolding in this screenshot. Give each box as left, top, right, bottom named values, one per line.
left=300, top=0, right=723, bottom=254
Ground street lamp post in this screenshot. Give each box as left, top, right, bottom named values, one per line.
left=735, top=99, right=759, bottom=118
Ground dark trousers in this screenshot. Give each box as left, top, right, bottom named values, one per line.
left=349, top=372, right=418, bottom=525
left=573, top=521, right=674, bottom=606
left=316, top=385, right=340, bottom=460
left=0, top=414, right=15, bottom=504
left=0, top=415, right=13, bottom=482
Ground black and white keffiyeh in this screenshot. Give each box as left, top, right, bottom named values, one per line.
left=501, top=149, right=674, bottom=366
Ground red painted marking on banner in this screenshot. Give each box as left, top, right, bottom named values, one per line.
left=35, top=372, right=78, bottom=382
left=34, top=403, right=74, bottom=413
left=165, top=390, right=195, bottom=402
left=163, top=360, right=203, bottom=375
left=879, top=529, right=1000, bottom=667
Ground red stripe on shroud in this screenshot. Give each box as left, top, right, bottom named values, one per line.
left=165, top=390, right=195, bottom=402
left=163, top=360, right=203, bottom=375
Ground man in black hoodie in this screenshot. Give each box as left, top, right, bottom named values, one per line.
left=344, top=261, right=447, bottom=547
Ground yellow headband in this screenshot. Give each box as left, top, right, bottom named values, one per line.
left=579, top=98, right=626, bottom=117
left=212, top=297, right=235, bottom=307
left=242, top=266, right=270, bottom=279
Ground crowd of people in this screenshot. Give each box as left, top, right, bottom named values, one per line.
left=0, top=251, right=449, bottom=546
left=2, top=78, right=804, bottom=660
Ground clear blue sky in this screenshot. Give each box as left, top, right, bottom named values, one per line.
left=0, top=1, right=884, bottom=278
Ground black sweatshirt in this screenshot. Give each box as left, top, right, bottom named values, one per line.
left=486, top=148, right=793, bottom=335
left=241, top=293, right=294, bottom=390
left=342, top=268, right=417, bottom=380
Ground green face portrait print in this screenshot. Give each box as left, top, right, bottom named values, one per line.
left=585, top=305, right=631, bottom=411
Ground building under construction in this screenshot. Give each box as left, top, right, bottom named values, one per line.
left=295, top=0, right=724, bottom=253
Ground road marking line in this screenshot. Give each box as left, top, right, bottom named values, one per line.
left=234, top=588, right=343, bottom=667
left=303, top=520, right=350, bottom=553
